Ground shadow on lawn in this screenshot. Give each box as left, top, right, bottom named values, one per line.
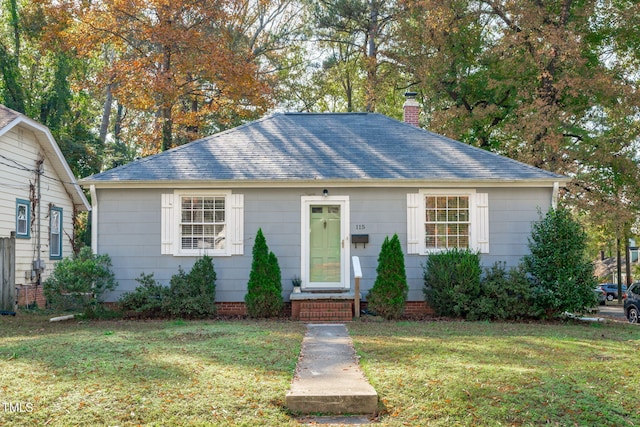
left=0, top=315, right=305, bottom=387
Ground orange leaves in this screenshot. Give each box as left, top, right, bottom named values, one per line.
left=40, top=0, right=273, bottom=152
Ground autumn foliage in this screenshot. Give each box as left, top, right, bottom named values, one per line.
left=38, top=0, right=272, bottom=152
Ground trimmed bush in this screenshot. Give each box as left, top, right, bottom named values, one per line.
left=245, top=228, right=283, bottom=318
left=119, top=273, right=167, bottom=317
left=164, top=255, right=217, bottom=318
left=523, top=207, right=598, bottom=317
left=468, top=263, right=537, bottom=321
left=423, top=248, right=481, bottom=318
left=43, top=246, right=117, bottom=314
left=367, top=234, right=408, bottom=320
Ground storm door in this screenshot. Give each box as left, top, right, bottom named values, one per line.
left=301, top=196, right=350, bottom=291
left=310, top=205, right=341, bottom=283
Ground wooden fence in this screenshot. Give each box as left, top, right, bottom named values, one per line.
left=0, top=236, right=16, bottom=312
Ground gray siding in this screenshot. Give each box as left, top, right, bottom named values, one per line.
left=97, top=186, right=552, bottom=303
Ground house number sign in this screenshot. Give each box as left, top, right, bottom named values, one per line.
left=354, top=224, right=366, bottom=230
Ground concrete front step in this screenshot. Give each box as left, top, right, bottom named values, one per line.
left=285, top=324, right=378, bottom=415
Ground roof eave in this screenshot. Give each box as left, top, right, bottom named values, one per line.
left=1, top=114, right=90, bottom=211
left=80, top=177, right=570, bottom=190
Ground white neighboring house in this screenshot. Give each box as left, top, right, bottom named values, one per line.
left=0, top=104, right=90, bottom=309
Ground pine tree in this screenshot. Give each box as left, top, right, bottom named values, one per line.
left=366, top=234, right=408, bottom=319
left=245, top=228, right=283, bottom=317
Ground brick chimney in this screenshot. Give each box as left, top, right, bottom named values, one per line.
left=403, top=92, right=420, bottom=127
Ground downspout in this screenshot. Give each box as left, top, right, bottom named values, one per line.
left=90, top=185, right=98, bottom=254
left=551, top=182, right=559, bottom=209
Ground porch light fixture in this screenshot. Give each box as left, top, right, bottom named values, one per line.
left=323, top=189, right=329, bottom=197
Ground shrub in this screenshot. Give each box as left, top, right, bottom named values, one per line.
left=366, top=234, right=408, bottom=320
left=245, top=228, right=283, bottom=318
left=119, top=273, right=167, bottom=317
left=43, top=246, right=117, bottom=314
left=467, top=263, right=538, bottom=321
left=523, top=207, right=598, bottom=317
left=423, top=248, right=481, bottom=318
left=164, top=256, right=217, bottom=318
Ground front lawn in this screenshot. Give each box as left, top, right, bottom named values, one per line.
left=0, top=314, right=638, bottom=426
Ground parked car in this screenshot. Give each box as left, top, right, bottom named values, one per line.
left=624, top=282, right=640, bottom=323
left=594, top=287, right=607, bottom=305
left=599, top=283, right=627, bottom=301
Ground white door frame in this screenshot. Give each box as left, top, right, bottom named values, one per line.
left=300, top=195, right=350, bottom=291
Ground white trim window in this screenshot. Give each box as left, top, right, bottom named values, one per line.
left=161, top=191, right=244, bottom=256
left=407, top=190, right=489, bottom=254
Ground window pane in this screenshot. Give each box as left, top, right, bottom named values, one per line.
left=179, top=195, right=227, bottom=251
left=51, top=211, right=60, bottom=233
left=426, top=197, right=436, bottom=209
left=17, top=205, right=27, bottom=235
left=51, top=234, right=60, bottom=255
left=424, top=195, right=470, bottom=250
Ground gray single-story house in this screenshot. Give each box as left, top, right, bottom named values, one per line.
left=81, top=100, right=567, bottom=319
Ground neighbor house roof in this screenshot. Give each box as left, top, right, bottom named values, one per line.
left=81, top=112, right=566, bottom=187
left=0, top=104, right=90, bottom=210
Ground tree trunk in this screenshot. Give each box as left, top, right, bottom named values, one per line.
left=99, top=83, right=113, bottom=143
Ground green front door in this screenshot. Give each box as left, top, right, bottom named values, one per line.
left=309, top=205, right=341, bottom=284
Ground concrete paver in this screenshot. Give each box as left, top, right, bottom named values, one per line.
left=285, top=324, right=378, bottom=415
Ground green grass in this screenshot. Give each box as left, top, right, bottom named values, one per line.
left=0, top=314, right=638, bottom=426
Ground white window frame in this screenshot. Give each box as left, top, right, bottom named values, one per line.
left=407, top=189, right=489, bottom=255
left=161, top=190, right=244, bottom=257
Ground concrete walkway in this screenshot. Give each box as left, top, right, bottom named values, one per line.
left=285, top=324, right=378, bottom=415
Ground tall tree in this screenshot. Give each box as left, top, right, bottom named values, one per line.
left=41, top=0, right=273, bottom=153
left=312, top=0, right=400, bottom=112
left=0, top=0, right=103, bottom=177
left=395, top=0, right=640, bottom=232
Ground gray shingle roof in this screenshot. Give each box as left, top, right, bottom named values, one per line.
left=83, top=112, right=564, bottom=183
left=0, top=104, right=19, bottom=129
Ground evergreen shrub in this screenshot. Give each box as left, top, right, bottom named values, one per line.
left=119, top=273, right=167, bottom=317
left=43, top=246, right=117, bottom=314
left=523, top=207, right=598, bottom=317
left=423, top=248, right=481, bottom=318
left=366, top=234, right=408, bottom=320
left=164, top=255, right=217, bottom=318
left=245, top=228, right=283, bottom=318
left=468, top=263, right=537, bottom=321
